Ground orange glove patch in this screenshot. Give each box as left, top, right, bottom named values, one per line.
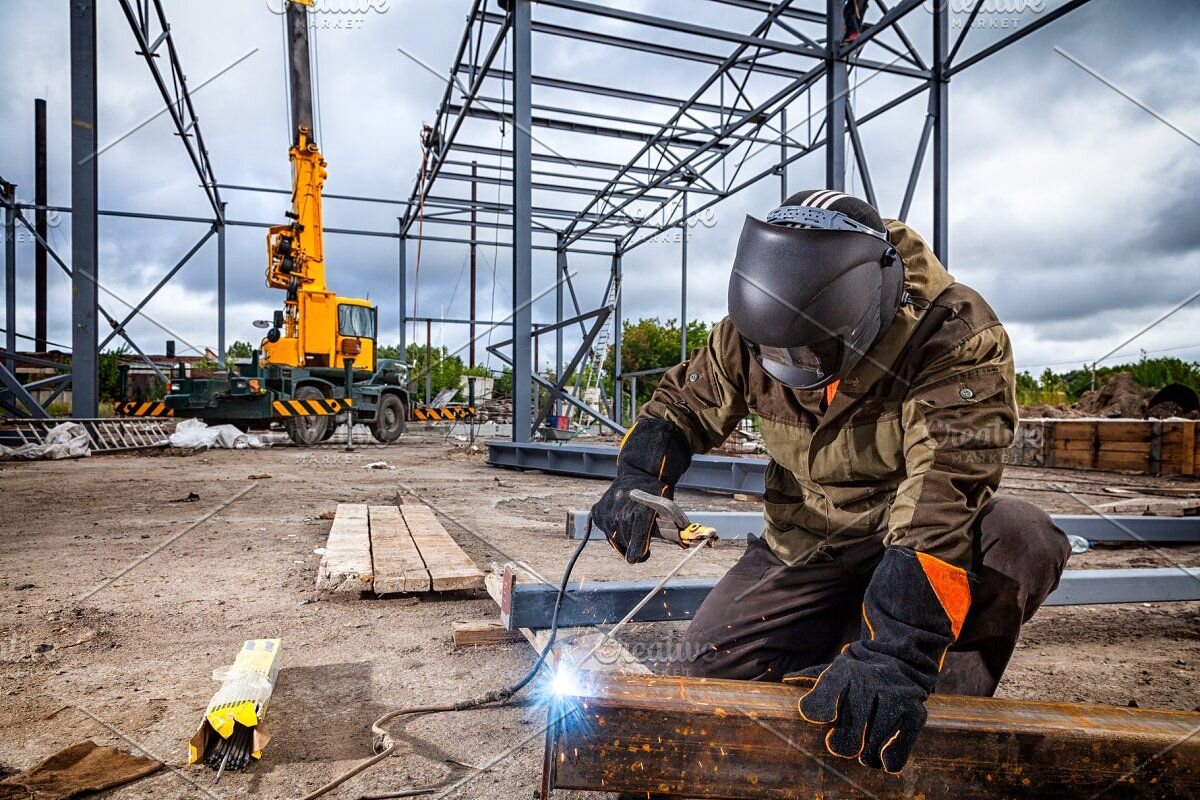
left=915, top=552, right=971, bottom=640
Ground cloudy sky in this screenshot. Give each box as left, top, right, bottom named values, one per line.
left=2, top=0, right=1198, bottom=378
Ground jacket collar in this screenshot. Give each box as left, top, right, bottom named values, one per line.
left=815, top=219, right=954, bottom=431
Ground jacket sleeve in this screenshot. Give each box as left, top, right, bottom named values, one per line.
left=885, top=323, right=1017, bottom=569
left=637, top=318, right=751, bottom=454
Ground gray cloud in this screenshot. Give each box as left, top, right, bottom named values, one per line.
left=2, top=0, right=1198, bottom=376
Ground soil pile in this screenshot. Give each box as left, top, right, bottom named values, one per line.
left=1074, top=371, right=1152, bottom=418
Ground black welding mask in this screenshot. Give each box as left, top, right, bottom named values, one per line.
left=728, top=204, right=904, bottom=389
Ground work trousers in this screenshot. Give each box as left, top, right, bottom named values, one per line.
left=673, top=497, right=1070, bottom=696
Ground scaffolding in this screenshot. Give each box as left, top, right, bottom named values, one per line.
left=2, top=0, right=1096, bottom=438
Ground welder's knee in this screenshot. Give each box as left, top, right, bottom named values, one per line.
left=975, top=497, right=1069, bottom=618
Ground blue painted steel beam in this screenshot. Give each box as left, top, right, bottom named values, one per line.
left=501, top=568, right=1200, bottom=630
left=565, top=510, right=1200, bottom=544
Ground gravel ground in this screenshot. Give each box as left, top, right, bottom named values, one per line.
left=1, top=429, right=1197, bottom=799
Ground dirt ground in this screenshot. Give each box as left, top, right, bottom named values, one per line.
left=1, top=428, right=1198, bottom=799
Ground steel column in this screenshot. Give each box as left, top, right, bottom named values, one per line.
left=511, top=0, right=534, bottom=442
left=70, top=0, right=99, bottom=417
left=217, top=203, right=226, bottom=365
left=555, top=240, right=566, bottom=416
left=34, top=98, right=48, bottom=352
left=398, top=225, right=407, bottom=358
left=680, top=193, right=688, bottom=364
left=2, top=182, right=14, bottom=369
left=779, top=107, right=788, bottom=203
left=824, top=0, right=847, bottom=191
left=932, top=0, right=950, bottom=262
left=3, top=181, right=15, bottom=368
left=469, top=161, right=478, bottom=367
left=612, top=250, right=623, bottom=423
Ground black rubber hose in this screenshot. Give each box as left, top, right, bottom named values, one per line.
left=298, top=528, right=592, bottom=800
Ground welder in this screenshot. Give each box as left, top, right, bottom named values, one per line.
left=589, top=190, right=1070, bottom=774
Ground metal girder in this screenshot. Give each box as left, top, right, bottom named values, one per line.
left=115, top=0, right=223, bottom=221
left=565, top=509, right=1200, bottom=544
left=446, top=103, right=735, bottom=151
left=500, top=567, right=1200, bottom=630
left=535, top=0, right=825, bottom=60
left=544, top=673, right=1200, bottom=800
left=0, top=361, right=50, bottom=419
left=488, top=442, right=766, bottom=492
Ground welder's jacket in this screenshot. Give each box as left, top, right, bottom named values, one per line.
left=640, top=220, right=1017, bottom=569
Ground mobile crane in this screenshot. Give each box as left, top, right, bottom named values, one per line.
left=131, top=0, right=411, bottom=445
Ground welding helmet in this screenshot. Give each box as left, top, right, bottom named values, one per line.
left=727, top=190, right=903, bottom=389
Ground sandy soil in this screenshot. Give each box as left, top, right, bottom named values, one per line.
left=1, top=430, right=1198, bottom=799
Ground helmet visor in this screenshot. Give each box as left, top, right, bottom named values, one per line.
left=750, top=337, right=844, bottom=389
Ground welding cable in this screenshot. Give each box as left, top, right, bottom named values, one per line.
left=298, top=528, right=592, bottom=800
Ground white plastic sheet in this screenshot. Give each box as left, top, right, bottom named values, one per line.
left=168, top=418, right=264, bottom=450
left=0, top=422, right=91, bottom=461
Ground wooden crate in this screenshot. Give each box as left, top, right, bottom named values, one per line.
left=1009, top=418, right=1199, bottom=477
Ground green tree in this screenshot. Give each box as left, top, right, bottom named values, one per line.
left=599, top=317, right=712, bottom=403
left=225, top=340, right=255, bottom=360
left=98, top=347, right=129, bottom=401
left=405, top=343, right=466, bottom=397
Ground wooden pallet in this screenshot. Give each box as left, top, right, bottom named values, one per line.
left=1008, top=418, right=1200, bottom=477
left=316, top=502, right=484, bottom=595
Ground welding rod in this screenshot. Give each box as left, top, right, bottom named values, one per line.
left=569, top=532, right=716, bottom=672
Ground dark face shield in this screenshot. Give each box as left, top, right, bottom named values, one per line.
left=727, top=210, right=904, bottom=390
left=748, top=339, right=844, bottom=390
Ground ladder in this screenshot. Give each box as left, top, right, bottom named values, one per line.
left=572, top=280, right=620, bottom=425
left=1, top=417, right=175, bottom=454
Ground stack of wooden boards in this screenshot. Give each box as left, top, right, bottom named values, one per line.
left=317, top=503, right=485, bottom=594
left=1008, top=418, right=1199, bottom=477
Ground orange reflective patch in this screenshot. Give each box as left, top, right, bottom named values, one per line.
left=823, top=379, right=840, bottom=409
left=915, top=551, right=971, bottom=640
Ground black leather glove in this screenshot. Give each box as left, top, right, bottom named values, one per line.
left=785, top=547, right=974, bottom=773
left=589, top=418, right=692, bottom=563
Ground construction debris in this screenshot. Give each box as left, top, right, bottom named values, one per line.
left=0, top=422, right=91, bottom=461
left=168, top=419, right=264, bottom=451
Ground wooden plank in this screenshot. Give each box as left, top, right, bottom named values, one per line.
left=1095, top=420, right=1153, bottom=442
left=369, top=505, right=430, bottom=594
left=400, top=503, right=485, bottom=591
left=545, top=673, right=1200, bottom=800
left=452, top=619, right=524, bottom=648
left=317, top=503, right=373, bottom=593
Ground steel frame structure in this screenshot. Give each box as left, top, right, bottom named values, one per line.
left=2, top=0, right=1095, bottom=428
left=403, top=0, right=1095, bottom=442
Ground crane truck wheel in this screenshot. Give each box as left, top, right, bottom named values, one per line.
left=286, top=385, right=330, bottom=446
left=371, top=394, right=406, bottom=443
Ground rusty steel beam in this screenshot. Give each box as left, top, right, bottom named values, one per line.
left=544, top=673, right=1200, bottom=800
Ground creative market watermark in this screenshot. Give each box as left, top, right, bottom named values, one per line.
left=265, top=0, right=390, bottom=30
left=923, top=0, right=1046, bottom=29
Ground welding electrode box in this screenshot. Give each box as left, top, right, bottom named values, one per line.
left=188, top=639, right=282, bottom=764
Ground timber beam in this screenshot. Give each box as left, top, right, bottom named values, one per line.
left=543, top=673, right=1200, bottom=799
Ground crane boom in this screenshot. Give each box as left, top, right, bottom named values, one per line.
left=261, top=0, right=375, bottom=372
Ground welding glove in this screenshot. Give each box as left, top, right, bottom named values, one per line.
left=784, top=546, right=974, bottom=773
left=589, top=418, right=693, bottom=564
